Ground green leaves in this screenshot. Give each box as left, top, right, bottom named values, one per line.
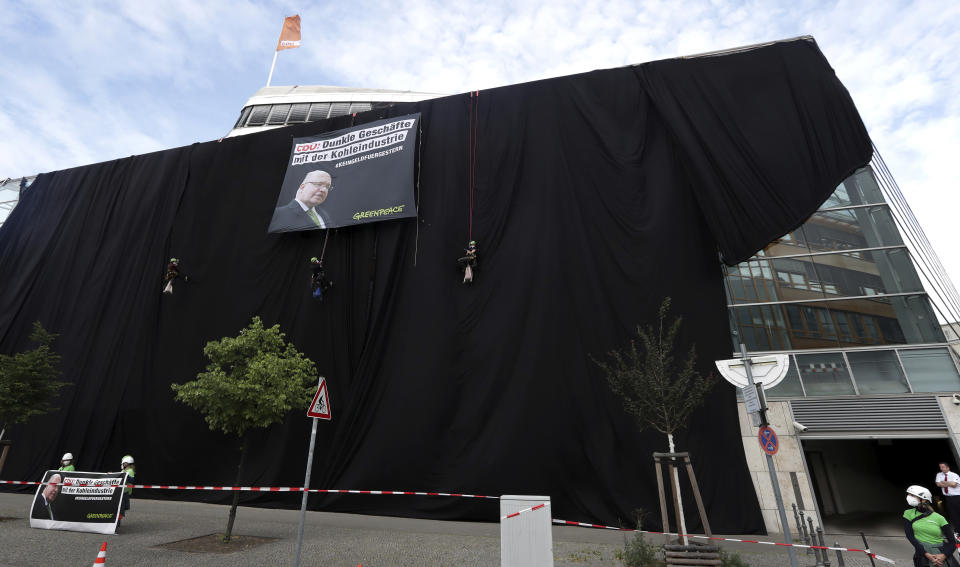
left=0, top=321, right=69, bottom=430
left=594, top=298, right=714, bottom=437
left=171, top=316, right=318, bottom=439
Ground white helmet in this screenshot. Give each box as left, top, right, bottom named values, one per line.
left=907, top=485, right=932, bottom=502
left=121, top=455, right=135, bottom=466
left=61, top=453, right=73, bottom=462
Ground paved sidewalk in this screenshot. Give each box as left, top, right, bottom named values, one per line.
left=0, top=492, right=916, bottom=566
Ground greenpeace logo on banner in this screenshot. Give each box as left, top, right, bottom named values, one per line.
left=268, top=113, right=420, bottom=233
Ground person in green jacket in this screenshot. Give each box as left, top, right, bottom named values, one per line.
left=904, top=484, right=959, bottom=567
left=119, top=455, right=135, bottom=520
left=58, top=453, right=75, bottom=471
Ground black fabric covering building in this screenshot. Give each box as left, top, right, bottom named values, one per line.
left=0, top=38, right=870, bottom=533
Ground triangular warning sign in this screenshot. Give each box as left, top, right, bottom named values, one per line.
left=307, top=377, right=331, bottom=420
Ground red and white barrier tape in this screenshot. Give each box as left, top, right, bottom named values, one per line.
left=500, top=502, right=548, bottom=520
left=0, top=480, right=498, bottom=499
left=1, top=479, right=896, bottom=563
left=550, top=519, right=895, bottom=564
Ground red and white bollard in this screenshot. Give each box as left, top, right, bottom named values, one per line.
left=92, top=542, right=107, bottom=566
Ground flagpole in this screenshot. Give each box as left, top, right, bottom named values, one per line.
left=266, top=50, right=279, bottom=87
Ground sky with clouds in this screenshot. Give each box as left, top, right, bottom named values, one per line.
left=2, top=0, right=959, bottom=295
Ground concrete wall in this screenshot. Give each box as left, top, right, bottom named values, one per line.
left=736, top=400, right=816, bottom=535
left=938, top=395, right=960, bottom=462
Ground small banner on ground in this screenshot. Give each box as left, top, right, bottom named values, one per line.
left=268, top=113, right=420, bottom=233
left=29, top=470, right=126, bottom=534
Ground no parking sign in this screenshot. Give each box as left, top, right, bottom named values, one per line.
left=758, top=426, right=778, bottom=455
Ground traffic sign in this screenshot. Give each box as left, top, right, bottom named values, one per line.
left=758, top=426, right=778, bottom=455
left=307, top=377, right=331, bottom=420
left=742, top=383, right=762, bottom=415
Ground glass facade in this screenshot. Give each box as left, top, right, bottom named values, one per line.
left=233, top=101, right=393, bottom=129
left=725, top=166, right=960, bottom=397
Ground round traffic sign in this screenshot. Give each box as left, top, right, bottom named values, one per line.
left=758, top=426, right=778, bottom=455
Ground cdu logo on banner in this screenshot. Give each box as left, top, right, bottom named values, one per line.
left=268, top=113, right=420, bottom=233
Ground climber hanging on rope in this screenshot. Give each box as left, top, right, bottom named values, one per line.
left=162, top=258, right=182, bottom=294
left=310, top=256, right=333, bottom=300
left=458, top=240, right=478, bottom=284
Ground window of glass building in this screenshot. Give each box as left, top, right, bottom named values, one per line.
left=729, top=305, right=791, bottom=351
left=328, top=102, right=351, bottom=117
left=287, top=103, right=311, bottom=123
left=246, top=105, right=270, bottom=126
left=803, top=207, right=902, bottom=254
left=234, top=106, right=252, bottom=128
left=726, top=257, right=829, bottom=305
left=266, top=104, right=292, bottom=125
left=307, top=103, right=331, bottom=121
left=846, top=350, right=911, bottom=394
left=809, top=248, right=920, bottom=299
left=900, top=348, right=960, bottom=392
left=764, top=357, right=806, bottom=397
left=821, top=167, right=885, bottom=208
left=756, top=226, right=811, bottom=257
left=349, top=102, right=372, bottom=114
left=728, top=295, right=945, bottom=352
left=795, top=352, right=856, bottom=395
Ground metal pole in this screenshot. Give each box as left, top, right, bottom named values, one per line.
left=293, top=416, right=319, bottom=567
left=792, top=503, right=801, bottom=536
left=834, top=541, right=846, bottom=567
left=799, top=509, right=810, bottom=548
left=266, top=50, right=279, bottom=86
left=860, top=532, right=877, bottom=567
left=742, top=345, right=799, bottom=567
left=817, top=526, right=831, bottom=567
left=809, top=516, right=822, bottom=565
left=0, top=441, right=10, bottom=477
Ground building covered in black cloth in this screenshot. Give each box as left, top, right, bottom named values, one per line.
left=0, top=37, right=874, bottom=534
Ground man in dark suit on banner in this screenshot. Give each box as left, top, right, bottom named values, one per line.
left=31, top=473, right=61, bottom=521
left=269, top=169, right=334, bottom=232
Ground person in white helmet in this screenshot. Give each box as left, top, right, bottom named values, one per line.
left=904, top=485, right=959, bottom=567
left=58, top=453, right=75, bottom=472
left=119, top=455, right=135, bottom=520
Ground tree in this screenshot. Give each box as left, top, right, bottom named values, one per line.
left=0, top=321, right=68, bottom=441
left=171, top=316, right=317, bottom=543
left=593, top=298, right=714, bottom=541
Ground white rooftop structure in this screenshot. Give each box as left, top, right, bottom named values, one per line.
left=227, top=85, right=445, bottom=137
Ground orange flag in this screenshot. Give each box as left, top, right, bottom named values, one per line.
left=276, top=15, right=301, bottom=51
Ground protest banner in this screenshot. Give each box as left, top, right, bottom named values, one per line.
left=268, top=113, right=420, bottom=232
left=29, top=470, right=126, bottom=534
